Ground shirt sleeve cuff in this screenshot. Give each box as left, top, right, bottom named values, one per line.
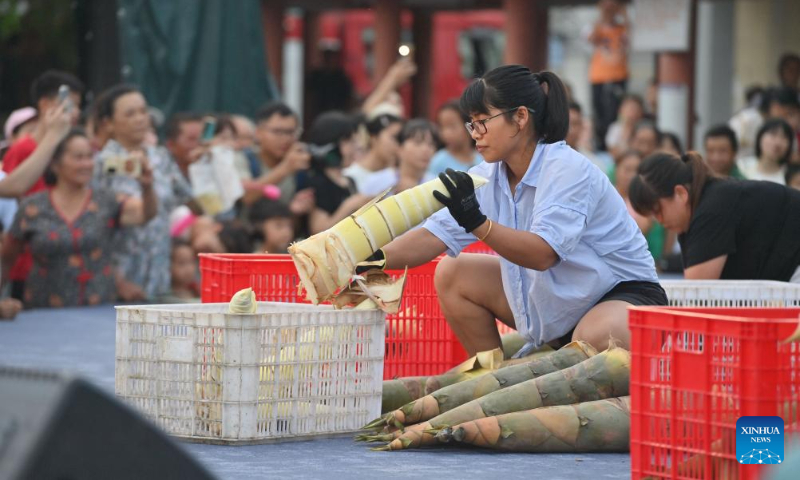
left=530, top=225, right=566, bottom=263
left=423, top=222, right=467, bottom=257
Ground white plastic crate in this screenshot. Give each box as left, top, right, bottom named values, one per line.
left=661, top=280, right=800, bottom=307
left=114, top=302, right=385, bottom=444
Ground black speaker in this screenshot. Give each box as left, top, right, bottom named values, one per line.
left=0, top=366, right=216, bottom=480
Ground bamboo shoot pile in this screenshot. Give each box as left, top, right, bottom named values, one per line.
left=436, top=397, right=631, bottom=452
left=358, top=341, right=633, bottom=454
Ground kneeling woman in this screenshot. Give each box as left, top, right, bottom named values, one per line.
left=371, top=65, right=665, bottom=356
left=630, top=151, right=800, bottom=282
left=1, top=130, right=157, bottom=308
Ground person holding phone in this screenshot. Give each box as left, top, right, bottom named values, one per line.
left=1, top=130, right=156, bottom=312
left=93, top=84, right=193, bottom=301
left=1, top=70, right=84, bottom=303
left=245, top=102, right=311, bottom=207
left=2, top=70, right=84, bottom=195
left=361, top=65, right=663, bottom=356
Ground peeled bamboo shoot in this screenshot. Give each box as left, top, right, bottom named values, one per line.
left=289, top=174, right=488, bottom=305
left=228, top=287, right=257, bottom=314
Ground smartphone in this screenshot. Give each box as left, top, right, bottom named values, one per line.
left=201, top=117, right=217, bottom=142
left=57, top=85, right=73, bottom=113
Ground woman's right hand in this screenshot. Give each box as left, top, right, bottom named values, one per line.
left=42, top=103, right=72, bottom=142
left=388, top=58, right=417, bottom=87
left=283, top=142, right=312, bottom=174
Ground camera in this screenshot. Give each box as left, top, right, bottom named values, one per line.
left=102, top=155, right=142, bottom=178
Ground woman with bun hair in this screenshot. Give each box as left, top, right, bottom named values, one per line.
left=630, top=151, right=800, bottom=282
left=342, top=112, right=403, bottom=195
left=358, top=65, right=663, bottom=356
left=304, top=111, right=371, bottom=234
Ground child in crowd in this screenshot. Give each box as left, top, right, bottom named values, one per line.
left=660, top=132, right=683, bottom=156
left=605, top=94, right=645, bottom=159
left=160, top=239, right=200, bottom=303
left=703, top=125, right=744, bottom=179
left=739, top=118, right=794, bottom=184
left=343, top=113, right=403, bottom=195
left=426, top=101, right=482, bottom=177
left=1, top=107, right=38, bottom=161
left=189, top=215, right=253, bottom=254
left=249, top=199, right=294, bottom=254
left=396, top=119, right=440, bottom=193
left=630, top=121, right=661, bottom=159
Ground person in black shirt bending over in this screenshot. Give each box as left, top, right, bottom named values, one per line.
left=629, top=151, right=800, bottom=282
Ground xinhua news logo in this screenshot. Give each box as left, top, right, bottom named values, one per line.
left=736, top=416, right=784, bottom=465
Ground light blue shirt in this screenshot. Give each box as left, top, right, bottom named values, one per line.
left=426, top=148, right=483, bottom=178
left=423, top=141, right=657, bottom=349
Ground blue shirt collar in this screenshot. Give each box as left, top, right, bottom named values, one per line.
left=497, top=141, right=553, bottom=191
left=519, top=141, right=550, bottom=188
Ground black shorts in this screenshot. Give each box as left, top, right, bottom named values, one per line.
left=549, top=281, right=668, bottom=348
left=597, top=280, right=669, bottom=307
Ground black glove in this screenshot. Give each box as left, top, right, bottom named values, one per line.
left=355, top=248, right=386, bottom=275
left=432, top=168, right=487, bottom=233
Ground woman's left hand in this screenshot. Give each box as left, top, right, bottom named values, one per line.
left=433, top=168, right=487, bottom=233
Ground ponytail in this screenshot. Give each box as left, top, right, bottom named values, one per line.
left=531, top=72, right=569, bottom=143
left=460, top=65, right=569, bottom=144
left=629, top=151, right=712, bottom=216
left=683, top=151, right=709, bottom=211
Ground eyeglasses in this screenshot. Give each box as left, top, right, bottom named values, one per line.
left=464, top=107, right=535, bottom=135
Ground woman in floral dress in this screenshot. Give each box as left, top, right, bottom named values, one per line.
left=1, top=130, right=157, bottom=308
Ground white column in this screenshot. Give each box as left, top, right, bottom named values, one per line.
left=693, top=0, right=734, bottom=150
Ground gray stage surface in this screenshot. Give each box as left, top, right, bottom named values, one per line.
left=0, top=305, right=631, bottom=480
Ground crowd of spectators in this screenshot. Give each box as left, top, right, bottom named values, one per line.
left=0, top=57, right=481, bottom=318
left=0, top=12, right=798, bottom=319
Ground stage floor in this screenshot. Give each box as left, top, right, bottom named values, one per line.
left=0, top=305, right=631, bottom=480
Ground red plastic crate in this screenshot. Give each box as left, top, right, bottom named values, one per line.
left=629, top=306, right=800, bottom=480
left=199, top=245, right=513, bottom=379
left=200, top=253, right=302, bottom=303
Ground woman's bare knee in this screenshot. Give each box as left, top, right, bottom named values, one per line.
left=572, top=301, right=632, bottom=351
left=434, top=255, right=459, bottom=295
